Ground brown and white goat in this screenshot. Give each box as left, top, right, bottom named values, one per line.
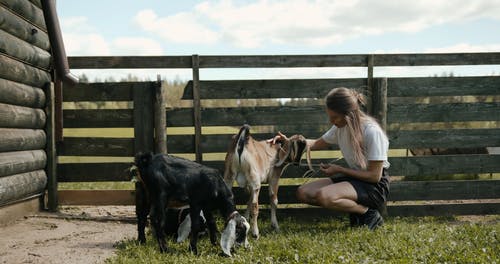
left=223, top=124, right=307, bottom=238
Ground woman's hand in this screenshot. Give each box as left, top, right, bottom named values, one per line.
left=319, top=163, right=343, bottom=176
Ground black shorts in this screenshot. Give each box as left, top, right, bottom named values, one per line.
left=330, top=168, right=390, bottom=210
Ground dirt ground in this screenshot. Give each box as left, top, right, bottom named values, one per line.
left=0, top=206, right=137, bottom=264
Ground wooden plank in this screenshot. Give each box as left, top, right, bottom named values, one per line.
left=0, top=54, right=51, bottom=88
left=0, top=0, right=47, bottom=31
left=154, top=78, right=167, bottom=154
left=54, top=181, right=500, bottom=209
left=0, top=128, right=46, bottom=152
left=200, top=54, right=369, bottom=68
left=230, top=180, right=500, bottom=204
left=166, top=131, right=338, bottom=154
left=0, top=150, right=46, bottom=177
left=387, top=203, right=500, bottom=216
left=63, top=82, right=145, bottom=102
left=192, top=55, right=202, bottom=162
left=45, top=83, right=57, bottom=210
left=53, top=197, right=500, bottom=216
left=0, top=78, right=46, bottom=108
left=366, top=55, right=374, bottom=114
left=181, top=78, right=366, bottom=99
left=58, top=190, right=135, bottom=206
left=0, top=102, right=46, bottom=128
left=68, top=56, right=192, bottom=69
left=202, top=154, right=500, bottom=177
left=388, top=76, right=500, bottom=97
left=166, top=105, right=326, bottom=127
left=388, top=129, right=500, bottom=149
left=265, top=204, right=500, bottom=218
left=374, top=52, right=500, bottom=66
left=58, top=137, right=134, bottom=156
left=389, top=180, right=500, bottom=201
left=133, top=83, right=154, bottom=153
left=57, top=162, right=131, bottom=182
left=372, top=77, right=387, bottom=131
left=389, top=155, right=500, bottom=176
left=0, top=29, right=51, bottom=69
left=0, top=5, right=49, bottom=50
left=388, top=102, right=500, bottom=123
left=63, top=109, right=133, bottom=128
left=0, top=170, right=46, bottom=206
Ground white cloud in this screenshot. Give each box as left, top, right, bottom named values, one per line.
left=61, top=16, right=164, bottom=56
left=134, top=0, right=500, bottom=49
left=113, top=37, right=164, bottom=55
left=425, top=43, right=500, bottom=53
left=134, top=9, right=219, bottom=45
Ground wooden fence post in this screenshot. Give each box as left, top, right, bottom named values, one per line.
left=154, top=75, right=167, bottom=154
left=192, top=55, right=202, bottom=163
left=46, top=82, right=57, bottom=211
left=133, top=82, right=154, bottom=224
left=372, top=77, right=388, bottom=131
left=366, top=54, right=374, bottom=114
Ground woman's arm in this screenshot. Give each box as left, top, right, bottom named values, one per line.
left=320, top=160, right=384, bottom=183
left=307, top=137, right=330, bottom=151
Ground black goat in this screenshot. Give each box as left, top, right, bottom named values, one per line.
left=134, top=152, right=249, bottom=256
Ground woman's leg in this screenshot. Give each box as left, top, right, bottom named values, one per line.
left=315, top=181, right=368, bottom=214
left=296, top=178, right=333, bottom=206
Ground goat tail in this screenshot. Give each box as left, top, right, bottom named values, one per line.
left=236, top=124, right=251, bottom=164
left=134, top=152, right=154, bottom=169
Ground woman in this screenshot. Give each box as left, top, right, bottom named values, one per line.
left=271, top=87, right=390, bottom=230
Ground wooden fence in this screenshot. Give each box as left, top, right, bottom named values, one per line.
left=58, top=53, right=500, bottom=217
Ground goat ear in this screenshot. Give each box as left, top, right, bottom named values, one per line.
left=220, top=219, right=236, bottom=257
left=290, top=136, right=307, bottom=162
left=176, top=214, right=191, bottom=243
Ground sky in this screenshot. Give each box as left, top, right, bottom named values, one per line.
left=56, top=0, right=500, bottom=81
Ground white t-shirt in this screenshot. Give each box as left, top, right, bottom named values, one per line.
left=321, top=120, right=390, bottom=170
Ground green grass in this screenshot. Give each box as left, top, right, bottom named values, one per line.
left=106, top=216, right=499, bottom=264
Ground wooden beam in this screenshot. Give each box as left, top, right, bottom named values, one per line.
left=372, top=77, right=388, bottom=131
left=0, top=5, right=49, bottom=50
left=0, top=150, right=46, bottom=177
left=0, top=29, right=51, bottom=69
left=0, top=78, right=46, bottom=108
left=0, top=0, right=47, bottom=30
left=387, top=76, right=500, bottom=97
left=45, top=82, right=57, bottom=211
left=0, top=170, right=47, bottom=205
left=192, top=55, right=202, bottom=163
left=181, top=78, right=366, bottom=99
left=0, top=102, right=46, bottom=128
left=0, top=128, right=46, bottom=152
left=0, top=54, right=51, bottom=88
left=154, top=76, right=167, bottom=154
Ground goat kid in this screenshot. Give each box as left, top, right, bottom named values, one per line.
left=223, top=124, right=307, bottom=238
left=134, top=152, right=250, bottom=256
left=165, top=206, right=208, bottom=243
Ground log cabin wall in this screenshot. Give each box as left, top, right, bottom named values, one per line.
left=0, top=0, right=52, bottom=211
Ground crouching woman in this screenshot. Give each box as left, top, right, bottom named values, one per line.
left=273, top=87, right=390, bottom=230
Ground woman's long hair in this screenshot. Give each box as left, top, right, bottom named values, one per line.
left=325, top=87, right=381, bottom=169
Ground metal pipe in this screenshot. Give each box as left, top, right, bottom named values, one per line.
left=41, top=0, right=78, bottom=84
